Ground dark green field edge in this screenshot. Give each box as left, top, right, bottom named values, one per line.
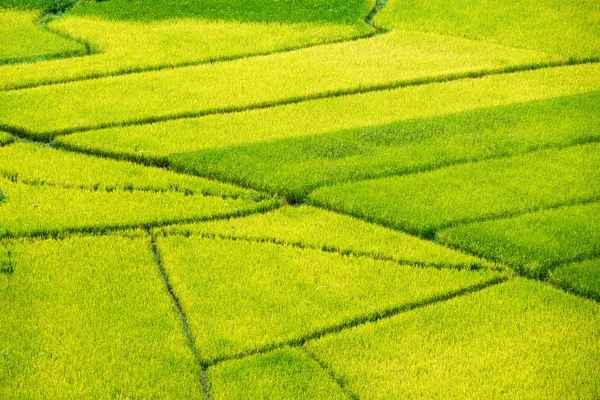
left=364, top=0, right=388, bottom=28
left=552, top=260, right=600, bottom=303
left=549, top=258, right=600, bottom=303
left=4, top=58, right=598, bottom=141
left=195, top=276, right=508, bottom=367
left=0, top=47, right=86, bottom=67
left=155, top=229, right=502, bottom=273
left=149, top=231, right=211, bottom=400
left=0, top=199, right=280, bottom=241
left=0, top=133, right=14, bottom=146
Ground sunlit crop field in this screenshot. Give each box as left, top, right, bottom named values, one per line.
left=1, top=0, right=599, bottom=398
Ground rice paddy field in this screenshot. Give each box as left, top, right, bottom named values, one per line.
left=0, top=0, right=599, bottom=398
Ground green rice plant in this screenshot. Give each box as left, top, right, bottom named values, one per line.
left=208, top=348, right=347, bottom=399
left=169, top=92, right=600, bottom=201
left=310, top=143, right=600, bottom=238
left=70, top=0, right=375, bottom=25
left=0, top=234, right=204, bottom=398
left=0, top=178, right=276, bottom=238
left=305, top=278, right=600, bottom=399
left=376, top=0, right=600, bottom=58
left=0, top=9, right=86, bottom=65
left=157, top=235, right=505, bottom=362
left=0, top=16, right=370, bottom=90
left=0, top=0, right=66, bottom=9
left=0, top=242, right=13, bottom=273
left=159, top=205, right=497, bottom=270
left=0, top=131, right=13, bottom=146
left=437, top=203, right=600, bottom=278
left=550, top=258, right=600, bottom=301
left=0, top=30, right=557, bottom=137
left=58, top=62, right=600, bottom=162
left=0, top=142, right=265, bottom=200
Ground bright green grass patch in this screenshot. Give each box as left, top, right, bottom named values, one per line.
left=0, top=16, right=370, bottom=91
left=0, top=142, right=264, bottom=200
left=311, top=143, right=600, bottom=237
left=208, top=348, right=347, bottom=399
left=0, top=30, right=556, bottom=137
left=160, top=205, right=496, bottom=270
left=0, top=131, right=13, bottom=146
left=0, top=9, right=85, bottom=65
left=306, top=278, right=600, bottom=399
left=157, top=235, right=504, bottom=362
left=0, top=234, right=204, bottom=399
left=58, top=63, right=600, bottom=163
left=377, top=0, right=600, bottom=58
left=551, top=258, right=600, bottom=302
left=71, top=0, right=374, bottom=25
left=0, top=178, right=275, bottom=238
left=437, top=203, right=600, bottom=278
left=171, top=92, right=600, bottom=201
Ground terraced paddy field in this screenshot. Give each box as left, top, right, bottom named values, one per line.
left=1, top=0, right=599, bottom=398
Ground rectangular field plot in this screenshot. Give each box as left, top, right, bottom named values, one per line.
left=0, top=234, right=203, bottom=399
left=170, top=91, right=600, bottom=201
left=0, top=9, right=86, bottom=65
left=156, top=235, right=504, bottom=362
left=0, top=142, right=264, bottom=200
left=207, top=348, right=347, bottom=400
left=58, top=63, right=600, bottom=164
left=376, top=0, right=600, bottom=58
left=0, top=16, right=369, bottom=91
left=438, top=202, right=600, bottom=278
left=1, top=30, right=558, bottom=137
left=310, top=143, right=600, bottom=237
left=71, top=0, right=374, bottom=24
left=305, top=279, right=600, bottom=399
left=0, top=178, right=275, bottom=238
left=551, top=258, right=600, bottom=302
left=159, top=205, right=497, bottom=270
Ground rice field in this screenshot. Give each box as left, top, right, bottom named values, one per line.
left=1, top=0, right=599, bottom=398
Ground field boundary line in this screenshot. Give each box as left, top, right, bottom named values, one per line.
left=5, top=57, right=598, bottom=140
left=201, top=276, right=509, bottom=367
left=301, top=346, right=360, bottom=400
left=0, top=5, right=92, bottom=67
left=0, top=170, right=261, bottom=201
left=149, top=231, right=211, bottom=400
left=0, top=200, right=281, bottom=241
left=431, top=196, right=600, bottom=235
left=155, top=229, right=501, bottom=272
left=301, top=135, right=600, bottom=202
left=1, top=31, right=376, bottom=92
left=364, top=0, right=389, bottom=29
left=1, top=0, right=389, bottom=91
left=311, top=190, right=600, bottom=241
